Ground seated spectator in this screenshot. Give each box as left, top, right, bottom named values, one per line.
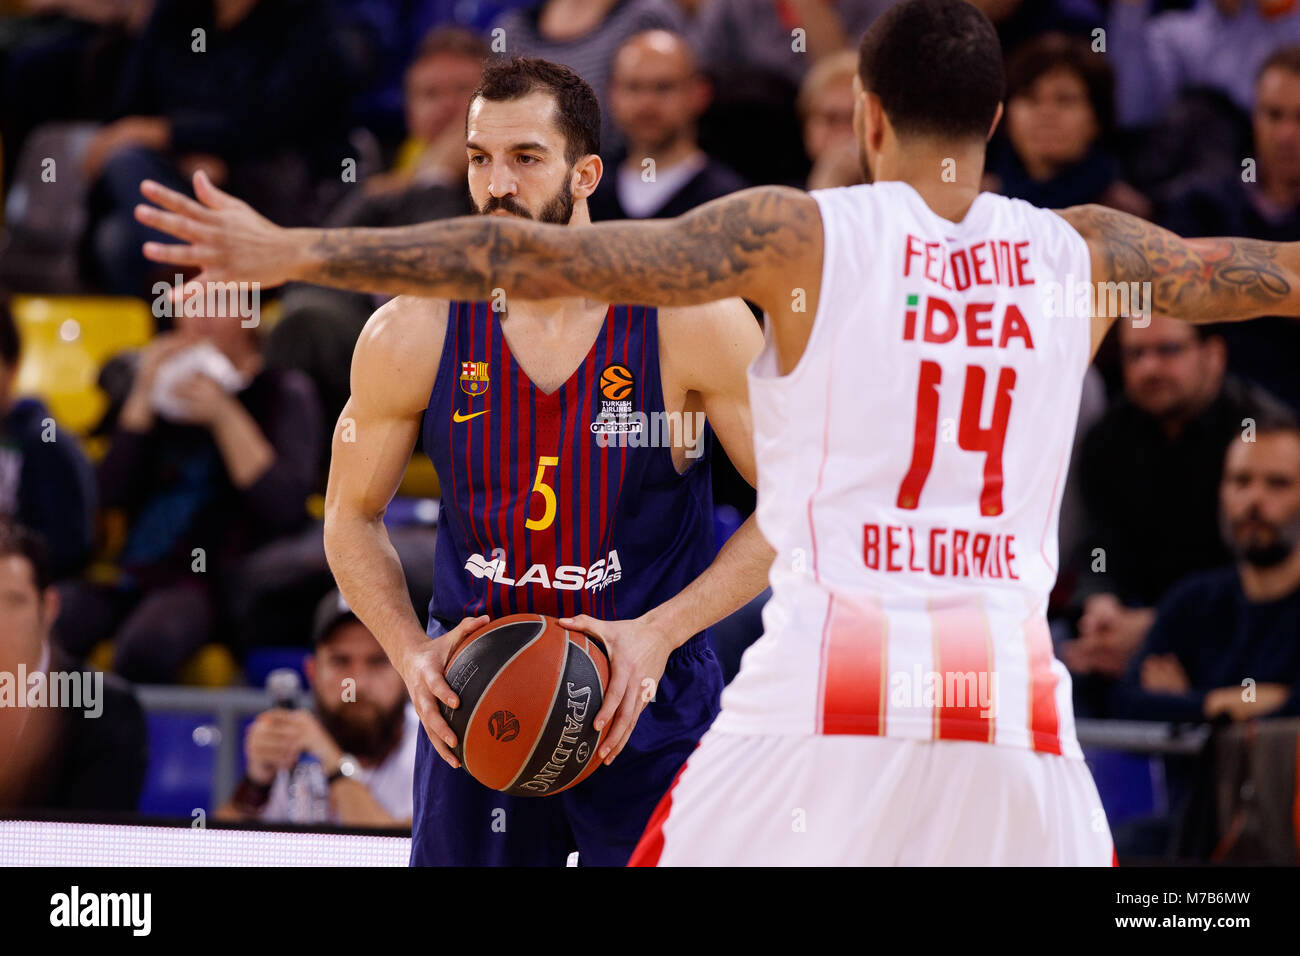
left=217, top=590, right=416, bottom=827
left=588, top=29, right=747, bottom=221
left=0, top=520, right=146, bottom=812
left=362, top=27, right=489, bottom=197
left=0, top=298, right=96, bottom=579
left=54, top=306, right=322, bottom=683
left=1108, top=0, right=1300, bottom=131
left=1159, top=46, right=1300, bottom=410
left=265, top=27, right=488, bottom=438
left=83, top=0, right=355, bottom=298
left=984, top=33, right=1149, bottom=216
left=1063, top=315, right=1287, bottom=710
left=1111, top=408, right=1300, bottom=722
left=689, top=0, right=891, bottom=88
left=491, top=0, right=684, bottom=157
left=798, top=49, right=863, bottom=190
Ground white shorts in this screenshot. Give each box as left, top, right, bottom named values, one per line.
left=631, top=729, right=1115, bottom=866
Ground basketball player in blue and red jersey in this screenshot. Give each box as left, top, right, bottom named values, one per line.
left=140, top=3, right=1300, bottom=865
left=137, top=58, right=769, bottom=865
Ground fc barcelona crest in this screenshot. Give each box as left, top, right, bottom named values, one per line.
left=460, top=360, right=489, bottom=397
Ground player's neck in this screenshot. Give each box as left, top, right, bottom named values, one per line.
left=875, top=143, right=987, bottom=223
left=499, top=203, right=602, bottom=323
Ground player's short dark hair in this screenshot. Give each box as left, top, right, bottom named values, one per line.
left=1006, top=32, right=1114, bottom=141
left=0, top=520, right=51, bottom=594
left=470, top=56, right=601, bottom=165
left=0, top=295, right=18, bottom=368
left=858, top=0, right=1004, bottom=141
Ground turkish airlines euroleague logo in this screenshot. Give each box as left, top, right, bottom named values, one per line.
left=600, top=364, right=634, bottom=401
left=489, top=709, right=520, bottom=742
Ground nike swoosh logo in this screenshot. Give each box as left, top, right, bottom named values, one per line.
left=452, top=409, right=490, bottom=423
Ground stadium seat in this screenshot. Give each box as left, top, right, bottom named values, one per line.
left=397, top=453, right=441, bottom=499
left=137, top=712, right=217, bottom=817
left=11, top=294, right=155, bottom=434
left=242, top=647, right=310, bottom=691
left=176, top=645, right=241, bottom=688
left=1083, top=747, right=1166, bottom=830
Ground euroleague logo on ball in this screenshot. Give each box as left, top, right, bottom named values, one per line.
left=600, top=364, right=634, bottom=402
left=488, top=709, right=520, bottom=742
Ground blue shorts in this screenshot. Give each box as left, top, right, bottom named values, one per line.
left=410, top=623, right=722, bottom=866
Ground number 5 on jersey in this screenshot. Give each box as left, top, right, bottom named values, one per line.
left=526, top=456, right=560, bottom=531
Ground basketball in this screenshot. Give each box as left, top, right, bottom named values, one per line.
left=439, top=614, right=610, bottom=797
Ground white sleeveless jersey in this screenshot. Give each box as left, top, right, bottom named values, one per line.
left=718, top=181, right=1093, bottom=759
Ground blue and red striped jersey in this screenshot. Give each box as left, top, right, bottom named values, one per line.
left=423, top=301, right=715, bottom=631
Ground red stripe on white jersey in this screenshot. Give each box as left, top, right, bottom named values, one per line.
left=1023, top=611, right=1062, bottom=755
left=820, top=596, right=889, bottom=736
left=929, top=600, right=995, bottom=743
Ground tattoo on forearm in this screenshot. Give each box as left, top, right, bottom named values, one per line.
left=1066, top=205, right=1297, bottom=320
left=308, top=187, right=820, bottom=306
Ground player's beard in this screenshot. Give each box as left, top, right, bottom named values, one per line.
left=316, top=695, right=408, bottom=762
left=476, top=175, right=575, bottom=225
left=1220, top=506, right=1300, bottom=569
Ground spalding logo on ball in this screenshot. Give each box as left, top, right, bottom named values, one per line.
left=439, top=614, right=610, bottom=797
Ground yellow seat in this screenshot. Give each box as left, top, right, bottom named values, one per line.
left=11, top=295, right=155, bottom=435
left=86, top=639, right=240, bottom=687
left=397, top=453, right=441, bottom=499
left=177, top=644, right=241, bottom=687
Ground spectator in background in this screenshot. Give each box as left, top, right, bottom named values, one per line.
left=491, top=0, right=684, bottom=158
left=588, top=29, right=746, bottom=221
left=54, top=309, right=322, bottom=683
left=0, top=521, right=146, bottom=812
left=217, top=590, right=416, bottom=826
left=1063, top=315, right=1288, bottom=712
left=1159, top=46, right=1300, bottom=410
left=265, top=27, right=488, bottom=439
left=1109, top=0, right=1300, bottom=131
left=984, top=33, right=1149, bottom=216
left=689, top=0, right=890, bottom=88
left=83, top=0, right=355, bottom=297
left=1111, top=408, right=1300, bottom=723
left=0, top=299, right=96, bottom=579
left=798, top=49, right=863, bottom=189
left=364, top=27, right=490, bottom=197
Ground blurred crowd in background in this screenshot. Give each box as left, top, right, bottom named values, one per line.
left=1, top=0, right=1299, bottom=860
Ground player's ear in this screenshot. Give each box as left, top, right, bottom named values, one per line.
left=986, top=101, right=1004, bottom=142
left=572, top=153, right=603, bottom=199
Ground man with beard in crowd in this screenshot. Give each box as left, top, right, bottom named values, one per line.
left=218, top=589, right=416, bottom=826
left=1112, top=406, right=1300, bottom=722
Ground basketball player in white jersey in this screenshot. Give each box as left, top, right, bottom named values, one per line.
left=135, top=0, right=1300, bottom=865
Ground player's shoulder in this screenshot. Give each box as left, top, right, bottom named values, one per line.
left=657, top=297, right=764, bottom=383
left=352, top=295, right=450, bottom=409
left=357, top=295, right=450, bottom=357
left=657, top=297, right=762, bottom=348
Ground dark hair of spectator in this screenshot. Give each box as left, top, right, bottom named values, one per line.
left=415, top=26, right=491, bottom=64
left=858, top=0, right=1004, bottom=141
left=1257, top=44, right=1300, bottom=84
left=470, top=56, right=601, bottom=165
left=1005, top=33, right=1115, bottom=142
left=1248, top=402, right=1300, bottom=440
left=0, top=294, right=18, bottom=368
left=0, top=521, right=52, bottom=594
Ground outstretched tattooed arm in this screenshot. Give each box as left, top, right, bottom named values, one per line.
left=134, top=172, right=822, bottom=314
left=1058, top=203, right=1300, bottom=323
